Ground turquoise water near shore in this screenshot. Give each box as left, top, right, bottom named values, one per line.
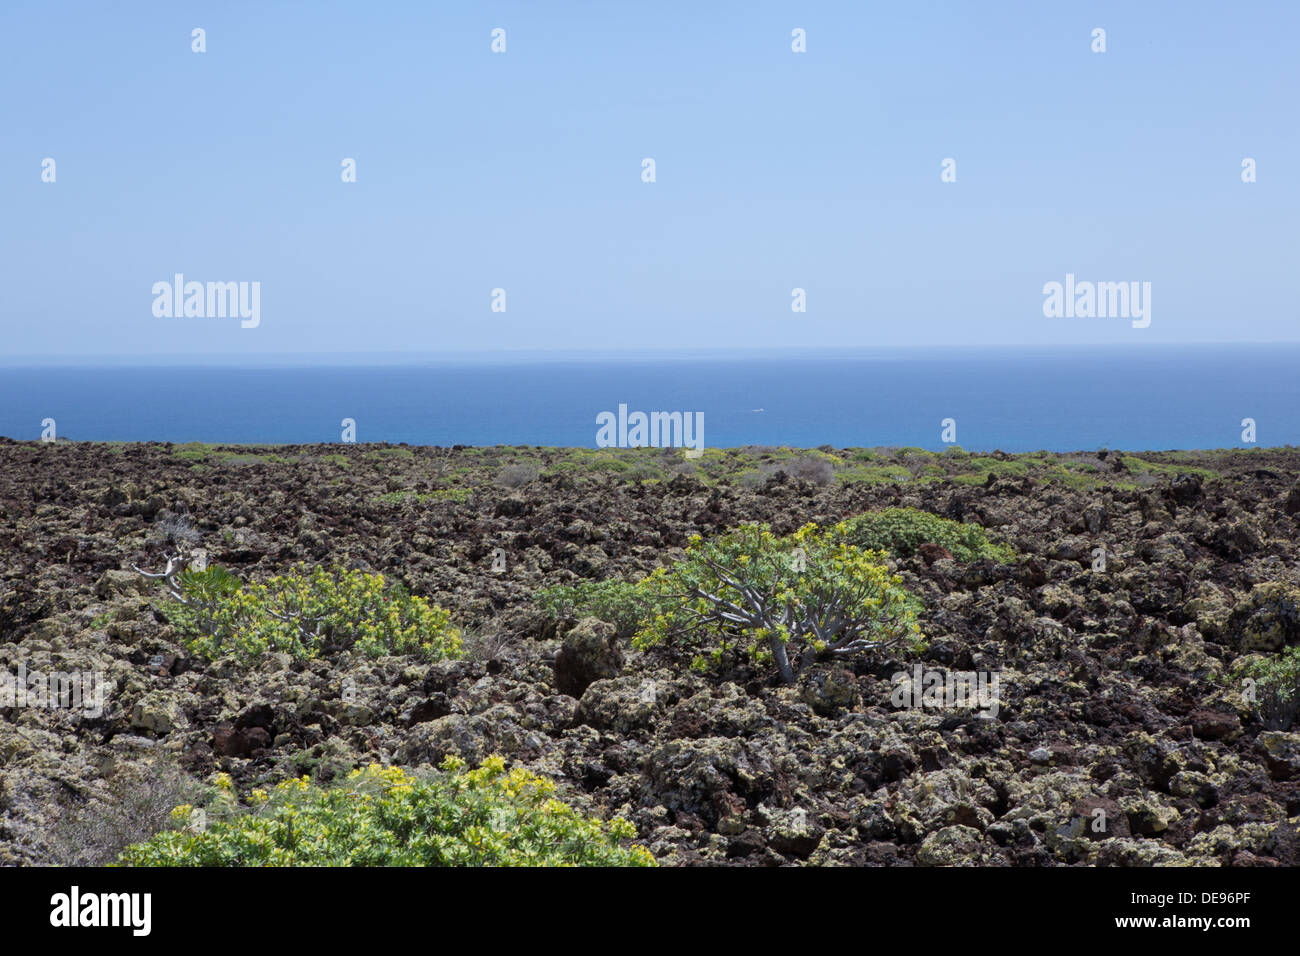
left=1, top=347, right=1296, bottom=452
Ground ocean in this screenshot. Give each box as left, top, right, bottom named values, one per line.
left=1, top=347, right=1296, bottom=452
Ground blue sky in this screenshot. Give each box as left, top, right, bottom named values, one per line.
left=1, top=0, right=1296, bottom=360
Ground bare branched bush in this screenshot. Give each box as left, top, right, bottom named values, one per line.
left=498, top=462, right=541, bottom=488
left=903, top=458, right=929, bottom=478
left=425, top=447, right=453, bottom=477
left=151, top=512, right=202, bottom=549
left=784, top=456, right=836, bottom=485
left=1066, top=454, right=1108, bottom=473
left=1259, top=683, right=1300, bottom=731
left=742, top=456, right=835, bottom=488
left=459, top=626, right=520, bottom=662
left=46, top=761, right=205, bottom=866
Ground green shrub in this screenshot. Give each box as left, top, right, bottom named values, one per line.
left=536, top=577, right=655, bottom=639
left=169, top=565, right=462, bottom=664
left=1229, top=647, right=1300, bottom=730
left=117, top=757, right=655, bottom=867
left=634, top=523, right=923, bottom=683
left=372, top=488, right=470, bottom=505
left=840, top=508, right=1014, bottom=562
left=165, top=565, right=242, bottom=639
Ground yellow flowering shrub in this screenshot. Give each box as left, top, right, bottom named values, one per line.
left=634, top=523, right=924, bottom=683
left=171, top=564, right=462, bottom=664
left=116, top=758, right=654, bottom=867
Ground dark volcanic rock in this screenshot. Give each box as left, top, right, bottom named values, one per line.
left=1227, top=583, right=1300, bottom=652
left=3, top=441, right=1300, bottom=868
left=553, top=617, right=624, bottom=697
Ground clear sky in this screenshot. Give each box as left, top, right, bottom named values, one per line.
left=1, top=0, right=1296, bottom=361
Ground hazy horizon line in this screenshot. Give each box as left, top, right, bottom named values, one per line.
left=5, top=436, right=1295, bottom=455
left=5, top=341, right=1299, bottom=369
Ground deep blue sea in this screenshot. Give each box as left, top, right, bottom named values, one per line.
left=1, top=347, right=1296, bottom=452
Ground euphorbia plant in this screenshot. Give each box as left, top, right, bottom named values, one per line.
left=634, top=523, right=924, bottom=683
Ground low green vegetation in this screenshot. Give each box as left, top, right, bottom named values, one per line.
left=635, top=523, right=923, bottom=683
left=537, top=577, right=657, bottom=639
left=117, top=757, right=654, bottom=867
left=840, top=508, right=1014, bottom=562
left=166, top=565, right=462, bottom=664
left=171, top=442, right=212, bottom=462
left=549, top=454, right=633, bottom=475
left=1120, top=456, right=1216, bottom=481
left=365, top=447, right=416, bottom=461
left=170, top=443, right=297, bottom=466
left=508, top=445, right=1231, bottom=491
left=1229, top=646, right=1300, bottom=730
left=836, top=463, right=915, bottom=485
left=371, top=488, right=471, bottom=505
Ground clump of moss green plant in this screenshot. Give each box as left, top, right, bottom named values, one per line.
left=840, top=507, right=1014, bottom=562
left=1228, top=646, right=1300, bottom=730
left=536, top=577, right=658, bottom=639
